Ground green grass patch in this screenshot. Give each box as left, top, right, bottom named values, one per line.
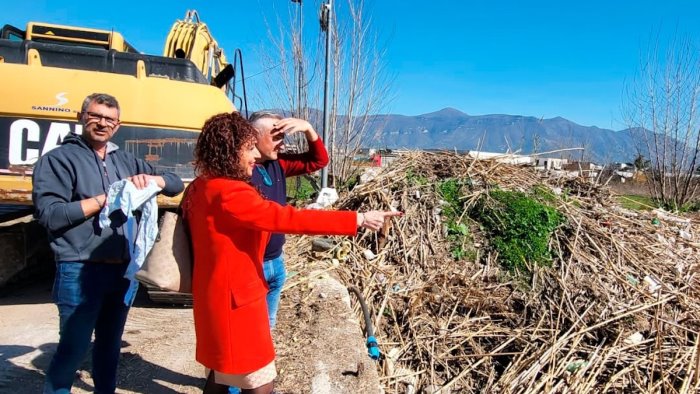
left=617, top=194, right=656, bottom=211
left=286, top=176, right=316, bottom=203
left=531, top=185, right=559, bottom=204
left=437, top=178, right=476, bottom=261
left=471, top=189, right=564, bottom=274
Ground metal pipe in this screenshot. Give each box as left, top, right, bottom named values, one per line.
left=297, top=0, right=304, bottom=118
left=320, top=0, right=332, bottom=189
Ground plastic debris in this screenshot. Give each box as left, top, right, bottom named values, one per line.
left=359, top=167, right=380, bottom=184
left=643, top=275, right=661, bottom=294
left=336, top=242, right=352, bottom=261
left=307, top=187, right=339, bottom=209
left=624, top=332, right=644, bottom=345
left=363, top=249, right=377, bottom=260
left=566, top=359, right=588, bottom=373
left=312, top=237, right=335, bottom=252
left=652, top=209, right=691, bottom=226
left=679, top=230, right=692, bottom=240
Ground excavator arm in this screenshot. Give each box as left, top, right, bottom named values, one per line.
left=163, top=10, right=229, bottom=84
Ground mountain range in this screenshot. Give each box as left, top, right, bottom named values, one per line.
left=362, top=108, right=637, bottom=163
left=265, top=107, right=639, bottom=163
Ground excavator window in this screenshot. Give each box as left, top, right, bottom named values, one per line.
left=32, top=38, right=107, bottom=50
left=123, top=40, right=139, bottom=54
left=0, top=24, right=24, bottom=41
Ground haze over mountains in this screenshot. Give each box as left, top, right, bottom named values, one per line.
left=364, top=108, right=637, bottom=163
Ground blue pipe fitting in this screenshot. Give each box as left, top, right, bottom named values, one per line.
left=366, top=335, right=380, bottom=360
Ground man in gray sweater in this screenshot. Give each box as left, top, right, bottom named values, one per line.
left=32, top=93, right=184, bottom=394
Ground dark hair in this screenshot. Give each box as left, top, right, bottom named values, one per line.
left=81, top=93, right=120, bottom=115
left=194, top=112, right=257, bottom=179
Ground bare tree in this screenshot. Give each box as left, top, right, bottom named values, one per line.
left=556, top=125, right=586, bottom=162
left=328, top=0, right=393, bottom=184
left=256, top=3, right=313, bottom=154
left=259, top=0, right=392, bottom=188
left=624, top=35, right=700, bottom=210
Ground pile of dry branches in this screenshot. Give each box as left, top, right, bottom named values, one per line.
left=286, top=151, right=700, bottom=393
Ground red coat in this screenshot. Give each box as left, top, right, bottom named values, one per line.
left=185, top=177, right=357, bottom=374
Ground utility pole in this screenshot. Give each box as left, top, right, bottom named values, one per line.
left=292, top=0, right=304, bottom=118
left=320, top=0, right=332, bottom=189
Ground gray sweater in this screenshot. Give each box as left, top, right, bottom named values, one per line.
left=32, top=133, right=184, bottom=262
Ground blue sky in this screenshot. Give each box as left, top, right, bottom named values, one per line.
left=6, top=1, right=700, bottom=130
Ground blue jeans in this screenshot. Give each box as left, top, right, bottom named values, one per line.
left=43, top=261, right=131, bottom=394
left=263, top=254, right=286, bottom=329
left=228, top=255, right=286, bottom=394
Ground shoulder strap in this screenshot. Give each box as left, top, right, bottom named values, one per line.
left=177, top=182, right=194, bottom=217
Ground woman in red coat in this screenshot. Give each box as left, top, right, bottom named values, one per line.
left=184, top=112, right=400, bottom=394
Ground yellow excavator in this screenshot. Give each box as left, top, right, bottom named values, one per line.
left=0, top=10, right=243, bottom=298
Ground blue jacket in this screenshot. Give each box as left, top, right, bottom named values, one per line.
left=32, top=133, right=184, bottom=262
left=252, top=160, right=287, bottom=260
left=250, top=137, right=330, bottom=260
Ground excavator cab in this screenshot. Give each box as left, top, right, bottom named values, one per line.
left=1, top=10, right=238, bottom=91
left=0, top=24, right=24, bottom=41
left=1, top=22, right=138, bottom=52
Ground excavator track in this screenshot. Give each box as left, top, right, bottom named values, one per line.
left=142, top=285, right=193, bottom=306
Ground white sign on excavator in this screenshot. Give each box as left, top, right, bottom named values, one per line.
left=7, top=118, right=83, bottom=165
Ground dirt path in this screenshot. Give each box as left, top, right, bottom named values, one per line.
left=0, top=279, right=204, bottom=393
left=0, top=272, right=380, bottom=394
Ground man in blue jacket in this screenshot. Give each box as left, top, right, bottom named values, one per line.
left=248, top=111, right=329, bottom=328
left=32, top=93, right=184, bottom=394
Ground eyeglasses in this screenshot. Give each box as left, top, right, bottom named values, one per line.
left=83, top=111, right=119, bottom=126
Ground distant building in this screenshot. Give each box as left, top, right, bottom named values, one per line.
left=377, top=149, right=400, bottom=168
left=562, top=161, right=603, bottom=179
left=353, top=148, right=399, bottom=168
left=534, top=157, right=567, bottom=170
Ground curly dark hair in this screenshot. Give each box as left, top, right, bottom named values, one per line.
left=194, top=112, right=258, bottom=179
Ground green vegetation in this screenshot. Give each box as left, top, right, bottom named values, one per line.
left=336, top=173, right=360, bottom=193
left=471, top=190, right=564, bottom=273
left=438, top=179, right=465, bottom=216
left=431, top=178, right=566, bottom=272
left=406, top=167, right=429, bottom=186
left=617, top=194, right=656, bottom=211
left=683, top=200, right=700, bottom=212
left=531, top=185, right=558, bottom=204
left=286, top=176, right=316, bottom=203
left=437, top=178, right=476, bottom=261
